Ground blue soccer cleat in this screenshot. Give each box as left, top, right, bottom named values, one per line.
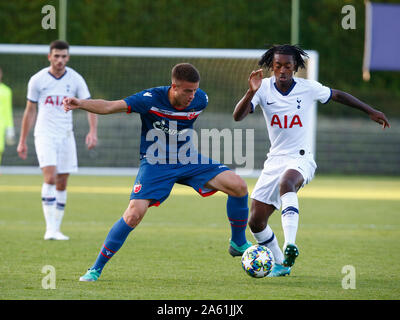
left=267, top=263, right=291, bottom=277
left=228, top=239, right=252, bottom=257
left=79, top=268, right=101, bottom=282
left=282, top=243, right=299, bottom=267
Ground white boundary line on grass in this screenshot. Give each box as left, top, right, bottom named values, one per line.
left=0, top=166, right=262, bottom=178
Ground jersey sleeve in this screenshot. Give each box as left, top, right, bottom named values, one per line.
left=309, top=80, right=332, bottom=104
left=75, top=74, right=91, bottom=99
left=196, top=89, right=209, bottom=110
left=250, top=87, right=262, bottom=113
left=26, top=76, right=39, bottom=103
left=123, top=90, right=153, bottom=114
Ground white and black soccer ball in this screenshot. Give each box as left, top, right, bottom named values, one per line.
left=241, top=245, right=274, bottom=278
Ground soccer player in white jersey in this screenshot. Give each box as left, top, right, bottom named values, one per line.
left=233, top=44, right=390, bottom=277
left=17, top=40, right=98, bottom=240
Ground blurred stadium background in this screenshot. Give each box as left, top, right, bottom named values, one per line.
left=0, top=0, right=399, bottom=175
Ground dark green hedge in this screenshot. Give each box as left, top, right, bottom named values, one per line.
left=0, top=0, right=399, bottom=117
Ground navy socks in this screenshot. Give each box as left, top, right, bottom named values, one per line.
left=226, top=194, right=249, bottom=246
left=92, top=217, right=134, bottom=272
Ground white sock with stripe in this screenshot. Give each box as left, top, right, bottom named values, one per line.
left=251, top=225, right=284, bottom=265
left=55, top=190, right=67, bottom=233
left=42, top=183, right=56, bottom=232
left=281, top=192, right=299, bottom=249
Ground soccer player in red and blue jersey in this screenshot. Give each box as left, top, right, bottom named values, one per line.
left=64, top=63, right=252, bottom=281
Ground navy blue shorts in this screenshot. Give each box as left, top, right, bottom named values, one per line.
left=130, top=154, right=230, bottom=207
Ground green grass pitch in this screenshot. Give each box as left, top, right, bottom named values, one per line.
left=0, top=174, right=399, bottom=300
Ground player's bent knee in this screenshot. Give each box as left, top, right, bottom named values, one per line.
left=237, top=182, right=248, bottom=197
left=44, top=178, right=56, bottom=185
left=56, top=181, right=67, bottom=191
left=249, top=200, right=274, bottom=233
left=123, top=200, right=149, bottom=228
left=211, top=171, right=248, bottom=197
left=248, top=215, right=266, bottom=233
left=249, top=205, right=267, bottom=232
left=43, top=175, right=56, bottom=185
left=123, top=210, right=144, bottom=228
left=231, top=176, right=248, bottom=197
left=279, top=179, right=296, bottom=195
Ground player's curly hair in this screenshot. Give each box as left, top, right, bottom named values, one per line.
left=258, top=44, right=309, bottom=72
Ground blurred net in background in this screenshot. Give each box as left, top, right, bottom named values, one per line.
left=0, top=45, right=398, bottom=175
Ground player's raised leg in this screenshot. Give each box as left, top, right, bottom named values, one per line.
left=204, top=170, right=252, bottom=256
left=248, top=200, right=284, bottom=263
left=279, top=169, right=303, bottom=267
left=248, top=199, right=290, bottom=277
left=79, top=199, right=149, bottom=282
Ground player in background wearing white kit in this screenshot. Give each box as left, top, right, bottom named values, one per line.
left=17, top=40, right=98, bottom=240
left=233, top=44, right=390, bottom=277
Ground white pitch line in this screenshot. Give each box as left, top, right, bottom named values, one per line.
left=1, top=185, right=400, bottom=200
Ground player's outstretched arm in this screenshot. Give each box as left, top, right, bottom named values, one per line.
left=63, top=97, right=128, bottom=115
left=233, top=69, right=263, bottom=121
left=331, top=89, right=390, bottom=129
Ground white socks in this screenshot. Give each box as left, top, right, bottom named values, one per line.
left=41, top=183, right=67, bottom=234
left=55, top=190, right=67, bottom=233
left=281, top=192, right=299, bottom=249
left=252, top=225, right=284, bottom=265
left=42, top=183, right=56, bottom=232
left=252, top=192, right=300, bottom=265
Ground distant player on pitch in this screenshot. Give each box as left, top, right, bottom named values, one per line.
left=17, top=40, right=98, bottom=240
left=63, top=63, right=252, bottom=282
left=0, top=66, right=16, bottom=165
left=233, top=44, right=390, bottom=277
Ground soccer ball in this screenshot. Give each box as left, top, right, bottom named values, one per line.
left=241, top=245, right=274, bottom=278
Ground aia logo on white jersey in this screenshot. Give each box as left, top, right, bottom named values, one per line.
left=270, top=114, right=303, bottom=128
left=44, top=96, right=67, bottom=106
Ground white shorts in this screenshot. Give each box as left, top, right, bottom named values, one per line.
left=34, top=133, right=78, bottom=174
left=251, top=154, right=317, bottom=210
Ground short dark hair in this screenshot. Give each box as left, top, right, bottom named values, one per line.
left=171, top=63, right=200, bottom=83
left=49, top=40, right=69, bottom=53
left=258, top=44, right=309, bottom=72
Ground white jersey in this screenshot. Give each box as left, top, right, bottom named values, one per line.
left=27, top=66, right=90, bottom=137
left=251, top=76, right=331, bottom=157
